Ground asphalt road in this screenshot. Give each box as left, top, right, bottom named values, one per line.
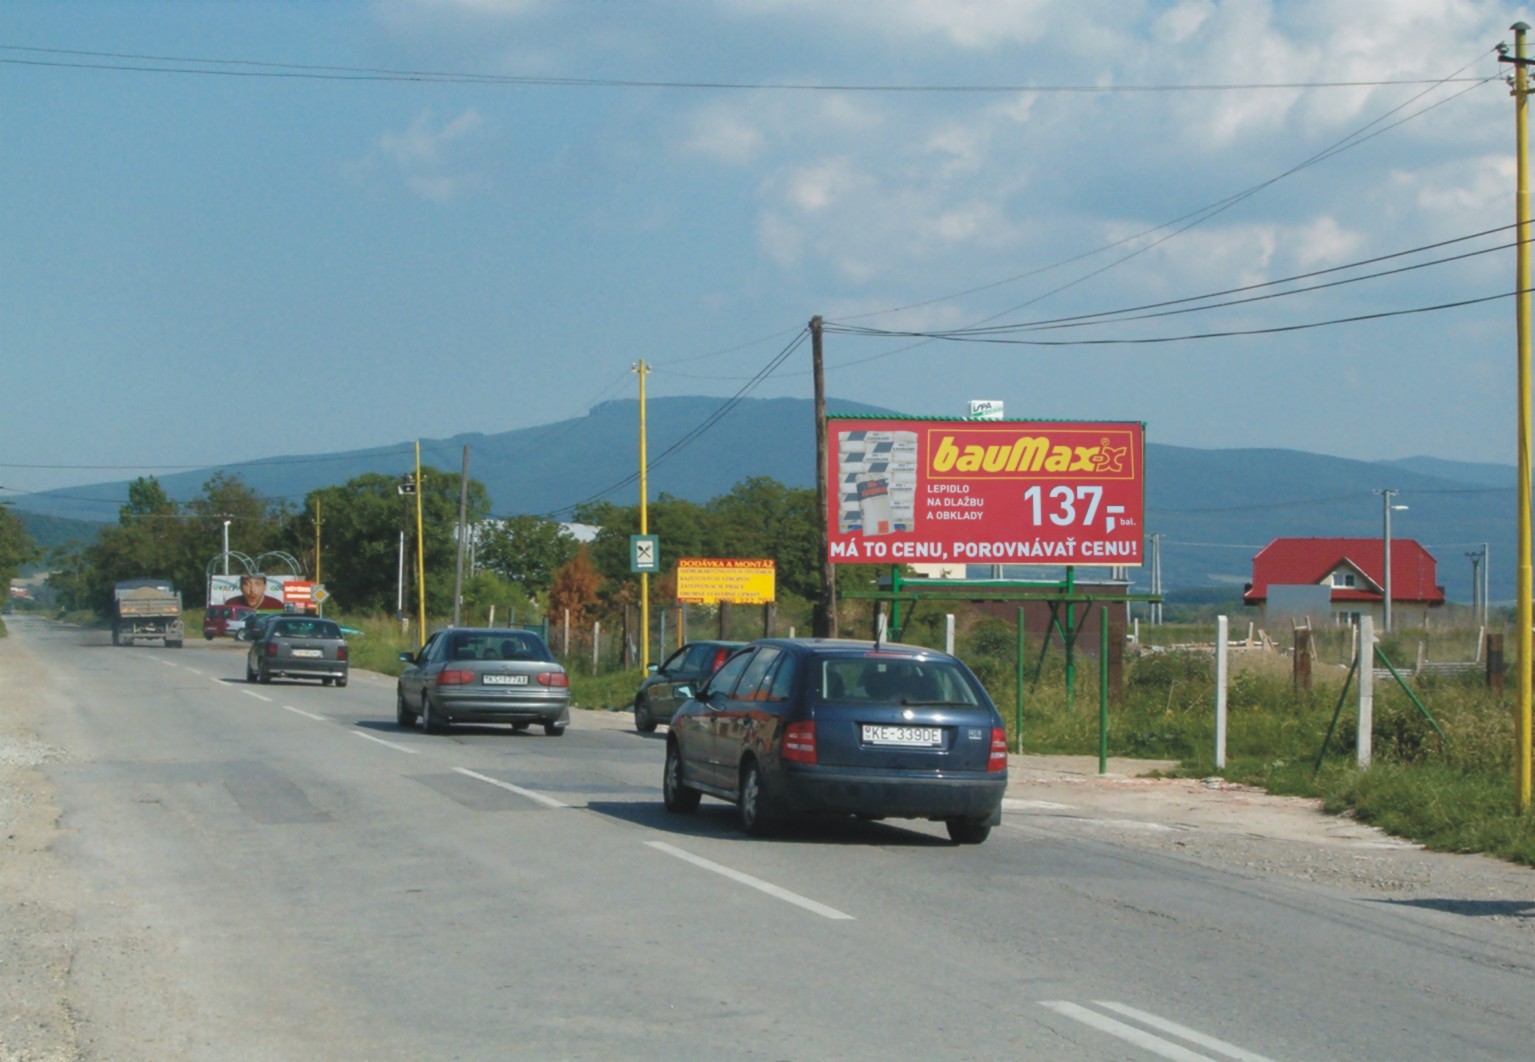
left=6, top=616, right=1535, bottom=1060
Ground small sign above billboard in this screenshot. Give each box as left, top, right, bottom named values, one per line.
left=967, top=400, right=1004, bottom=421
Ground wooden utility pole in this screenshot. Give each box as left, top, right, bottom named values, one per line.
left=1502, top=23, right=1534, bottom=809
left=811, top=315, right=837, bottom=637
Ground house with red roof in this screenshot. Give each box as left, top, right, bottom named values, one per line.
left=1243, top=537, right=1445, bottom=627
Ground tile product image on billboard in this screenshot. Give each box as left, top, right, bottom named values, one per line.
left=827, top=417, right=1145, bottom=567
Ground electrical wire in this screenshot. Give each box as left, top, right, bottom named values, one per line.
left=534, top=328, right=809, bottom=519
left=0, top=45, right=1493, bottom=94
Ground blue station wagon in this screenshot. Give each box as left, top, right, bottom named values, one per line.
left=663, top=638, right=1008, bottom=843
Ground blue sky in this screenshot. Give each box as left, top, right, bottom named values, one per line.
left=3, top=0, right=1530, bottom=502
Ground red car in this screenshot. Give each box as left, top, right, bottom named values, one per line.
left=203, top=604, right=255, bottom=640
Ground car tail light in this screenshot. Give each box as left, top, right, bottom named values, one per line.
left=337, top=646, right=348, bottom=661
left=436, top=669, right=474, bottom=686
left=782, top=721, right=817, bottom=765
left=709, top=647, right=729, bottom=674
left=537, top=671, right=569, bottom=688
left=265, top=643, right=278, bottom=657
left=988, top=728, right=1008, bottom=772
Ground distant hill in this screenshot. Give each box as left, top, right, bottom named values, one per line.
left=11, top=398, right=1513, bottom=604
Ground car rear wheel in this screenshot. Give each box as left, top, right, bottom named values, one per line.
left=395, top=690, right=416, bottom=728
left=420, top=696, right=446, bottom=735
left=738, top=760, right=777, bottom=837
left=246, top=660, right=256, bottom=683
left=945, top=817, right=992, bottom=845
left=336, top=675, right=348, bottom=688
left=258, top=662, right=271, bottom=684
left=634, top=697, right=656, bottom=733
left=663, top=742, right=701, bottom=813
left=543, top=722, right=564, bottom=737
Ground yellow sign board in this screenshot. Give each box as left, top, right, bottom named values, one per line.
left=676, top=559, right=776, bottom=604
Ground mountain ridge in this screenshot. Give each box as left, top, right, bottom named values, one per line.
left=13, top=397, right=1512, bottom=603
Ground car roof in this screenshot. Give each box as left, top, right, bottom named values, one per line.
left=744, top=637, right=955, bottom=660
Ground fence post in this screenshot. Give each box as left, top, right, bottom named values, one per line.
left=1215, top=615, right=1228, bottom=770
left=593, top=620, right=601, bottom=674
left=1487, top=632, right=1505, bottom=693
left=945, top=614, right=955, bottom=656
left=1293, top=627, right=1312, bottom=694
left=1357, top=616, right=1374, bottom=768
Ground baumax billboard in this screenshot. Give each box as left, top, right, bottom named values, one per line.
left=827, top=417, right=1145, bottom=567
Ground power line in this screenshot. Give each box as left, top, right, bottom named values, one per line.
left=0, top=45, right=1493, bottom=94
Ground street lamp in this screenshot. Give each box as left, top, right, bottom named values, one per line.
left=1377, top=489, right=1408, bottom=632
left=222, top=519, right=232, bottom=576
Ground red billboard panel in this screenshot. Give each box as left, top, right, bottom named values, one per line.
left=827, top=417, right=1145, bottom=567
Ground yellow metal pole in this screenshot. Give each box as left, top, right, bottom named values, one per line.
left=1515, top=22, right=1533, bottom=810
left=636, top=360, right=650, bottom=671
left=415, top=440, right=427, bottom=649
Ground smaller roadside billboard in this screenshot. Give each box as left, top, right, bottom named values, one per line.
left=676, top=559, right=777, bottom=604
left=209, top=574, right=312, bottom=612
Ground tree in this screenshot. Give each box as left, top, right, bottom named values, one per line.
left=305, top=467, right=491, bottom=615
left=477, top=514, right=579, bottom=595
left=547, top=546, right=602, bottom=651
left=0, top=505, right=39, bottom=597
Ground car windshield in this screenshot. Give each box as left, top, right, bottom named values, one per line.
left=816, top=656, right=979, bottom=706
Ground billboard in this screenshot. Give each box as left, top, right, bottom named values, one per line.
left=208, top=573, right=312, bottom=611
left=828, top=417, right=1145, bottom=567
left=676, top=559, right=777, bottom=604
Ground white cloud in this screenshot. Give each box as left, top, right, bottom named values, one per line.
left=374, top=109, right=489, bottom=201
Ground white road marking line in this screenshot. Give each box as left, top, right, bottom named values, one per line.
left=1040, top=1001, right=1213, bottom=1061
left=282, top=705, right=327, bottom=722
left=645, top=840, right=855, bottom=921
left=1094, top=1002, right=1275, bottom=1062
left=241, top=691, right=272, bottom=702
left=453, top=767, right=567, bottom=808
left=352, top=731, right=419, bottom=754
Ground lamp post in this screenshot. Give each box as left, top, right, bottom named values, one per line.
left=1377, top=489, right=1408, bottom=632
left=222, top=519, right=231, bottom=576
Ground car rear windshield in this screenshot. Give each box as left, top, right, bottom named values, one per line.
left=272, top=619, right=343, bottom=639
left=816, top=656, right=980, bottom=706
left=446, top=632, right=554, bottom=663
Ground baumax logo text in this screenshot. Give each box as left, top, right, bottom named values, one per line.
left=929, top=433, right=1132, bottom=477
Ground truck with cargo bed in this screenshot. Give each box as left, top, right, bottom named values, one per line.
left=113, top=579, right=184, bottom=648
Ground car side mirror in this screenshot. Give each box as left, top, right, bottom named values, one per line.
left=397, top=651, right=415, bottom=663
left=674, top=684, right=693, bottom=701
left=647, top=664, right=659, bottom=674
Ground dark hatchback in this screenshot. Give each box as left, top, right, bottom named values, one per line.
left=245, top=616, right=349, bottom=686
left=633, top=640, right=744, bottom=732
left=663, top=638, right=1008, bottom=844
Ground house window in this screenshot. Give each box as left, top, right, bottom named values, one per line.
left=1333, top=610, right=1362, bottom=627
left=1331, top=572, right=1356, bottom=588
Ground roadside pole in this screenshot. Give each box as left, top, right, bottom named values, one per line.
left=1358, top=615, right=1374, bottom=768
left=1215, top=615, right=1228, bottom=770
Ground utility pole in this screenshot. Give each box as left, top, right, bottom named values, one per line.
left=1502, top=22, right=1534, bottom=810
left=1467, top=549, right=1483, bottom=623
left=415, top=442, right=427, bottom=648
left=635, top=359, right=651, bottom=670
left=453, top=445, right=470, bottom=627
left=811, top=316, right=836, bottom=638
left=314, top=500, right=323, bottom=617
left=1376, top=489, right=1405, bottom=633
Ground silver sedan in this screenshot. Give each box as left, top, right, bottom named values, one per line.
left=396, top=627, right=570, bottom=736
